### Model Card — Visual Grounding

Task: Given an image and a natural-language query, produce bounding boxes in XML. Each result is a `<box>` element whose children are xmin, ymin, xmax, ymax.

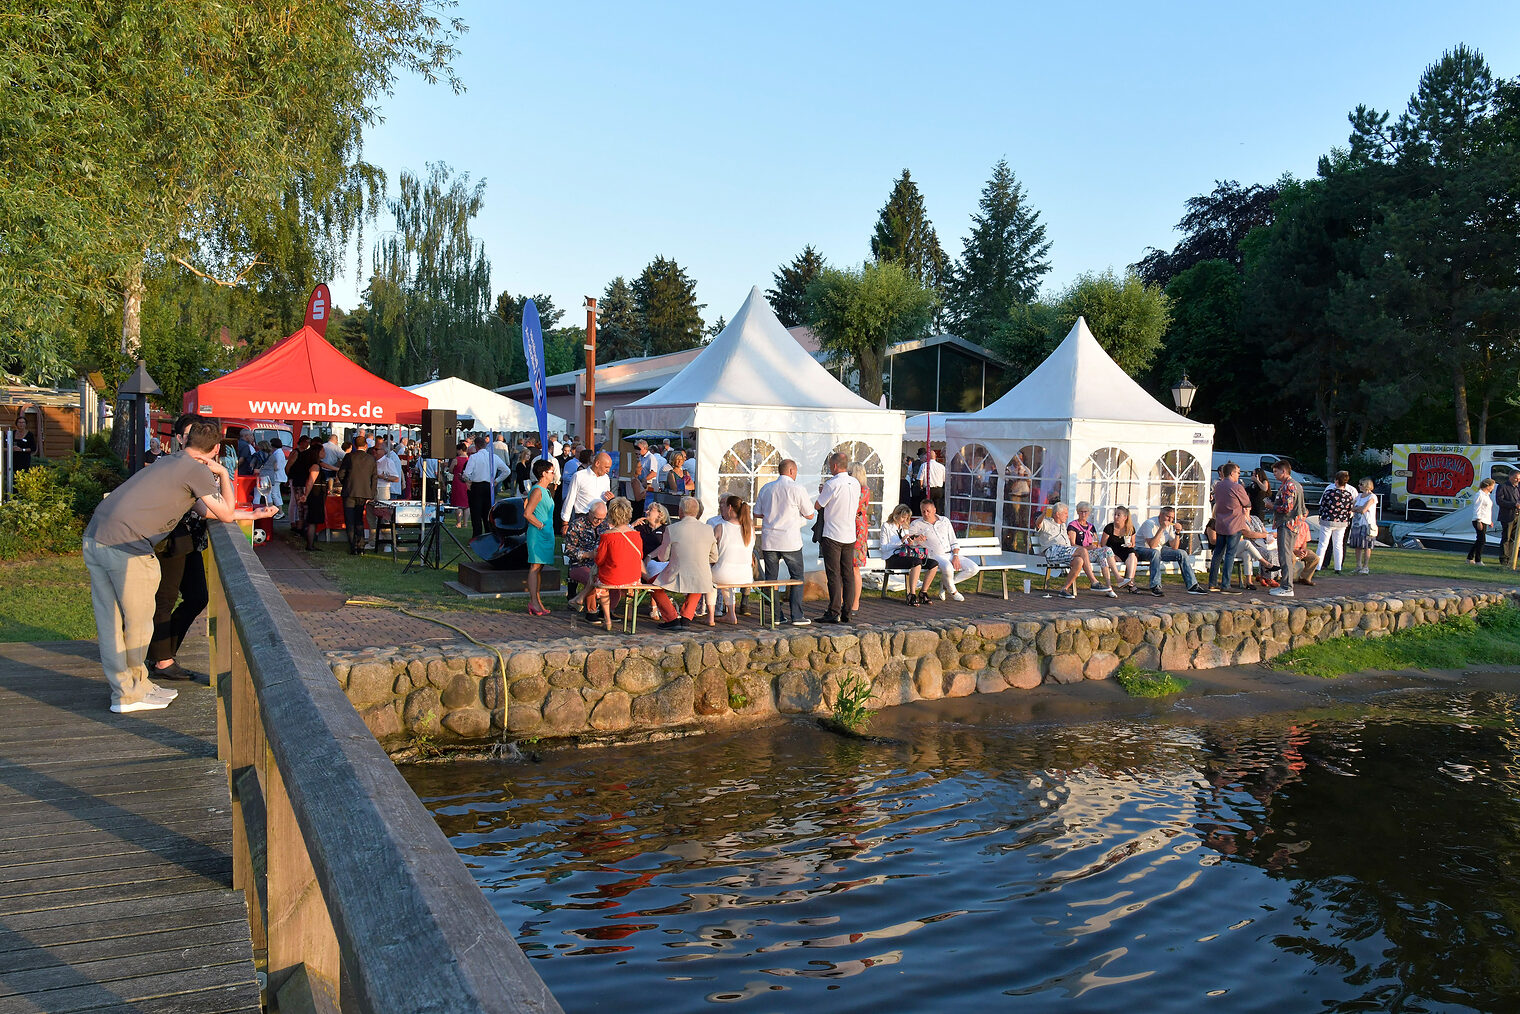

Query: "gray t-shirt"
<box><xmin>84</xmin><ymin>452</ymin><xmax>218</xmax><ymax>555</ymax></box>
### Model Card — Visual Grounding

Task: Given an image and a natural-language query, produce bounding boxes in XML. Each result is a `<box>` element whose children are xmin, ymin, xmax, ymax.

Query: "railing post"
<box><xmin>265</xmin><ymin>747</ymin><xmax>344</xmax><ymax>1009</ymax></box>
<box><xmin>205</xmin><ymin>522</ymin><xmax>564</xmax><ymax>1014</ymax></box>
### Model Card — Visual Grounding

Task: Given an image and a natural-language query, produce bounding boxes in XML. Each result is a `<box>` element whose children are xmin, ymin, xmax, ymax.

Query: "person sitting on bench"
<box><xmin>910</xmin><ymin>500</ymin><xmax>978</xmax><ymax>602</ymax></box>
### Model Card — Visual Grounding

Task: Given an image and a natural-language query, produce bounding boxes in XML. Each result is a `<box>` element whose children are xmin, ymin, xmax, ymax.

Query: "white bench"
<box><xmin>955</xmin><ymin>536</ymin><xmax>1028</xmax><ymax>598</ymax></box>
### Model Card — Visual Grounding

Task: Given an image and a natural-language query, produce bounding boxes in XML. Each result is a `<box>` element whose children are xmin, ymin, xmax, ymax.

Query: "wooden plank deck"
<box><xmin>0</xmin><ymin>641</ymin><xmax>261</xmax><ymax>1013</ymax></box>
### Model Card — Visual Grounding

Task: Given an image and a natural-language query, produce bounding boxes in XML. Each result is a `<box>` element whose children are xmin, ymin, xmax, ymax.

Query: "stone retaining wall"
<box><xmin>328</xmin><ymin>587</ymin><xmax>1520</xmax><ymax>754</ymax></box>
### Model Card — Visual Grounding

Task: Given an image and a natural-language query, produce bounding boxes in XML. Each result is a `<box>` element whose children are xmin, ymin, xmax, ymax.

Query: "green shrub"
<box><xmin>42</xmin><ymin>446</ymin><xmax>126</xmax><ymax>518</ymax></box>
<box><xmin>0</xmin><ymin>468</ymin><xmax>83</xmax><ymax>559</ymax></box>
<box><xmin>831</xmin><ymin>673</ymin><xmax>875</xmax><ymax>733</ymax></box>
<box><xmin>1475</xmin><ymin>602</ymin><xmax>1520</xmax><ymax>634</ymax></box>
<box><xmin>1115</xmin><ymin>663</ymin><xmax>1189</xmax><ymax>698</ymax></box>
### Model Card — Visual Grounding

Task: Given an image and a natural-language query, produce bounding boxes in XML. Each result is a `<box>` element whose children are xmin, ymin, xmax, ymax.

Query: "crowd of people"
<box><xmin>1028</xmin><ymin>459</ymin><xmax>1388</xmax><ymax>601</ymax></box>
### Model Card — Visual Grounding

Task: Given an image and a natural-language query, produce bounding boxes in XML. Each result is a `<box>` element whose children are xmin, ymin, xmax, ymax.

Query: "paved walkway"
<box><xmin>258</xmin><ymin>537</ymin><xmax>1502</xmax><ymax>654</ymax></box>
<box><xmin>0</xmin><ymin>640</ymin><xmax>260</xmax><ymax>1013</ymax></box>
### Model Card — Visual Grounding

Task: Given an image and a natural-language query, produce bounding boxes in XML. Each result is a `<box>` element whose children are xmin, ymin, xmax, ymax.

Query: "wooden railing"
<box><xmin>205</xmin><ymin>522</ymin><xmax>564</xmax><ymax>1013</ymax></box>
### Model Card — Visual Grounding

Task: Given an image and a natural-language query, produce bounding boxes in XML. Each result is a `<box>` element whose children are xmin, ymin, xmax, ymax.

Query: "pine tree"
<box><xmin>705</xmin><ymin>315</ymin><xmax>727</xmax><ymax>338</ymax></box>
<box><xmin>946</xmin><ymin>159</ymin><xmax>1051</xmax><ymax>343</ymax></box>
<box><xmin>633</xmin><ymin>256</ymin><xmax>705</xmax><ymax>355</ymax></box>
<box><xmin>596</xmin><ymin>276</ymin><xmax>643</xmax><ymax>362</ymax></box>
<box><xmin>767</xmin><ymin>245</ymin><xmax>826</xmax><ymax>326</ymax></box>
<box><xmin>870</xmin><ymin>170</ymin><xmax>949</xmax><ymax>293</ymax></box>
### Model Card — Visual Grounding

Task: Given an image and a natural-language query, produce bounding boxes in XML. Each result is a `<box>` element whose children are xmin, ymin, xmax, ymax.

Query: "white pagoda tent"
<box><xmin>612</xmin><ymin>287</ymin><xmax>905</xmax><ymax>529</ymax></box>
<box><xmin>941</xmin><ymin>318</ymin><xmax>1215</xmax><ymax>553</ymax></box>
<box><xmin>405</xmin><ymin>376</ymin><xmax>566</xmax><ymax>434</ymax></box>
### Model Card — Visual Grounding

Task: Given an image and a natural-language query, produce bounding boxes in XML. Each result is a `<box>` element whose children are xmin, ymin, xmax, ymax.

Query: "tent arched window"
<box><xmin>1148</xmin><ymin>450</ymin><xmax>1207</xmax><ymax>550</ymax></box>
<box><xmin>1074</xmin><ymin>447</ymin><xmax>1140</xmax><ymax>531</ymax></box>
<box><xmin>1000</xmin><ymin>444</ymin><xmax>1051</xmax><ymax>553</ymax></box>
<box><xmin>948</xmin><ymin>443</ymin><xmax>999</xmax><ymax>537</ymax></box>
<box><xmin>820</xmin><ymin>440</ymin><xmax>886</xmax><ymax>531</ymax></box>
<box><xmin>719</xmin><ymin>438</ymin><xmax>780</xmax><ymax>506</ymax></box>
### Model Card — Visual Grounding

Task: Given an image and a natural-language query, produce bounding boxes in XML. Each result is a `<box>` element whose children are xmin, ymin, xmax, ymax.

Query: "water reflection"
<box><xmin>406</xmin><ymin>689</ymin><xmax>1520</xmax><ymax>1012</ymax></box>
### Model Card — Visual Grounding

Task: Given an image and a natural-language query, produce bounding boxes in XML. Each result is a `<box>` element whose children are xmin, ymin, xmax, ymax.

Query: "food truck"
<box><xmin>1391</xmin><ymin>444</ymin><xmax>1520</xmax><ymax>518</ymax></box>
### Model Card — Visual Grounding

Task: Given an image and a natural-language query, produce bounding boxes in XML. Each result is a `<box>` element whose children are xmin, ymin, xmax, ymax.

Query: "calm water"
<box><xmin>405</xmin><ymin>688</ymin><xmax>1520</xmax><ymax>1013</ymax></box>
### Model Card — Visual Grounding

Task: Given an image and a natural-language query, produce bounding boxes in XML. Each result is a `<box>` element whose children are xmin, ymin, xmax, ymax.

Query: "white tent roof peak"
<box><xmin>404</xmin><ymin>376</ymin><xmax>566</xmax><ymax>432</ymax></box>
<box><xmin>968</xmin><ymin>316</ymin><xmax>1195</xmax><ymax>426</ymax></box>
<box><xmin>626</xmin><ymin>286</ymin><xmax>884</xmax><ymax>412</ymax></box>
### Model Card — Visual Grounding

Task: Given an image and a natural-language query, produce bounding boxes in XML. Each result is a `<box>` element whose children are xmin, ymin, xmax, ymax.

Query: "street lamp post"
<box><xmin>1170</xmin><ymin>374</ymin><xmax>1197</xmax><ymax>417</ymax></box>
<box><xmin>118</xmin><ymin>360</ymin><xmax>161</xmax><ymax>475</ymax></box>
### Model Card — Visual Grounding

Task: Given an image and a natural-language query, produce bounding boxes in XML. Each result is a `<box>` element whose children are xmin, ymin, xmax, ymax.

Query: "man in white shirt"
<box><xmin>815</xmin><ymin>451</ymin><xmax>861</xmax><ymax>624</ymax></box>
<box><xmin>1134</xmin><ymin>506</ymin><xmax>1207</xmax><ymax>597</ymax></box>
<box><xmin>560</xmin><ymin>451</ymin><xmax>613</xmax><ymax>532</ymax></box>
<box><xmin>373</xmin><ymin>437</ymin><xmax>402</xmax><ymax>502</ymax></box>
<box><xmin>463</xmin><ymin>435</ymin><xmax>509</xmax><ymax>538</ymax></box>
<box><xmin>910</xmin><ymin>500</ymin><xmax>978</xmax><ymax>602</ymax></box>
<box><xmin>636</xmin><ymin>441</ymin><xmax>666</xmax><ymax>510</ymax></box>
<box><xmin>918</xmin><ymin>449</ymin><xmax>947</xmax><ymax>514</ymax></box>
<box><xmin>320</xmin><ymin>432</ymin><xmax>344</xmax><ymax>473</ymax></box>
<box><xmin>549</xmin><ymin>434</ymin><xmax>562</xmax><ymax>458</ymax></box>
<box><xmin>753</xmin><ymin>459</ymin><xmax>816</xmax><ymax>625</ymax></box>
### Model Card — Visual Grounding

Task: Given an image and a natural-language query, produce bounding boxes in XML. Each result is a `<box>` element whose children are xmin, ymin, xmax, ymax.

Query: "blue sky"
<box><xmin>336</xmin><ymin>1</ymin><xmax>1520</xmax><ymax>327</ymax></box>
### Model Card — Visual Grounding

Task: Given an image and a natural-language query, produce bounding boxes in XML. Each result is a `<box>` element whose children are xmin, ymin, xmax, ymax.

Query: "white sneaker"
<box><xmin>951</xmin><ymin>591</ymin><xmax>965</xmax><ymax>602</ymax></box>
<box><xmin>938</xmin><ymin>590</ymin><xmax>947</xmax><ymax>601</ymax></box>
<box><xmin>111</xmin><ymin>697</ymin><xmax>170</xmax><ymax>713</ymax></box>
<box><xmin>142</xmin><ymin>681</ymin><xmax>178</xmax><ymax>702</ymax></box>
<box><xmin>1269</xmin><ymin>587</ymin><xmax>1295</xmax><ymax>598</ymax></box>
<box><xmin>1104</xmin><ymin>588</ymin><xmax>1118</xmax><ymax>598</ymax></box>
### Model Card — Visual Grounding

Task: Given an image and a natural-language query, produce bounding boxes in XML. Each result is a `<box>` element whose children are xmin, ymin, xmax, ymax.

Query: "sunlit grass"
<box><xmin>1271</xmin><ymin>603</ymin><xmax>1520</xmax><ymax>679</ymax></box>
<box><xmin>0</xmin><ymin>555</ymin><xmax>95</xmax><ymax>642</ymax></box>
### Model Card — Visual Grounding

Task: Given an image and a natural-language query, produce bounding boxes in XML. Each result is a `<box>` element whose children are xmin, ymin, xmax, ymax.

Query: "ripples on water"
<box><xmin>405</xmin><ymin>690</ymin><xmax>1520</xmax><ymax>1013</ymax></box>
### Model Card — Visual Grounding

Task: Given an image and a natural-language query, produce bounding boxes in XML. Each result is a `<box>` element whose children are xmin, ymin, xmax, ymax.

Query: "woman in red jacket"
<box><xmin>584</xmin><ymin>497</ymin><xmax>642</xmax><ymax>630</ymax></box>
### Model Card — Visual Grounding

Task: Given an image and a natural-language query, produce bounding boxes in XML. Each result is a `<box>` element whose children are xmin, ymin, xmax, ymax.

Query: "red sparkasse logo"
<box><xmin>304</xmin><ymin>283</ymin><xmax>332</xmax><ymax>336</ymax></box>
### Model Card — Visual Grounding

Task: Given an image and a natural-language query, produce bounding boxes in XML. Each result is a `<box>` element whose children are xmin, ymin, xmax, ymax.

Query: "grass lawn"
<box><xmin>1365</xmin><ymin>547</ymin><xmax>1520</xmax><ymax>587</ymax></box>
<box><xmin>1271</xmin><ymin>602</ymin><xmax>1520</xmax><ymax>678</ymax></box>
<box><xmin>0</xmin><ymin>555</ymin><xmax>95</xmax><ymax>642</ymax></box>
<box><xmin>297</xmin><ymin>533</ymin><xmax>569</xmax><ymax>614</ymax></box>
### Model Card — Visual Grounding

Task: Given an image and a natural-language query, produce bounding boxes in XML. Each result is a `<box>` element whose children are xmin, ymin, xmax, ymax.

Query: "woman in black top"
<box><xmin>1247</xmin><ymin>467</ymin><xmax>1272</xmax><ymax>520</ymax></box>
<box><xmin>11</xmin><ymin>417</ymin><xmax>37</xmax><ymax>472</ymax></box>
<box><xmin>634</xmin><ymin>501</ymin><xmax>669</xmax><ymax>558</ymax></box>
<box><xmin>514</xmin><ymin>450</ymin><xmax>532</xmax><ymax>495</ymax></box>
<box><xmin>1102</xmin><ymin>505</ymin><xmax>1140</xmax><ymax>591</ymax></box>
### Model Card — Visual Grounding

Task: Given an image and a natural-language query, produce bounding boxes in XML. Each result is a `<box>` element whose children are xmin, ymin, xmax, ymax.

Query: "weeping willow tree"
<box><xmin>0</xmin><ymin>1</ymin><xmax>464</xmax><ymax>449</ymax></box>
<box><xmin>365</xmin><ymin>163</ymin><xmax>498</xmax><ymax>386</ymax></box>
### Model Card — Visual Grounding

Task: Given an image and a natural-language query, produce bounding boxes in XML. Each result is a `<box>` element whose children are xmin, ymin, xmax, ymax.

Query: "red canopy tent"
<box><xmin>183</xmin><ymin>325</ymin><xmax>426</xmax><ymax>425</ymax></box>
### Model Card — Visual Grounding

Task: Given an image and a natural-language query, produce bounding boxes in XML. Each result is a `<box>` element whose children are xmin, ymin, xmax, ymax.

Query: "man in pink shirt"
<box><xmin>1208</xmin><ymin>462</ymin><xmax>1252</xmax><ymax>594</ymax></box>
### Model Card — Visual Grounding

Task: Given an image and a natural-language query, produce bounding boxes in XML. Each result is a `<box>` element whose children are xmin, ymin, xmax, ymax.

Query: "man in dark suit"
<box><xmin>338</xmin><ymin>434</ymin><xmax>378</xmax><ymax>555</ymax></box>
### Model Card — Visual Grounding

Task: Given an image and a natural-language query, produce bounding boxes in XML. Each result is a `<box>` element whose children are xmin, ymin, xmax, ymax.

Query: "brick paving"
<box><xmin>256</xmin><ymin>538</ymin><xmax>1507</xmax><ymax>654</ymax></box>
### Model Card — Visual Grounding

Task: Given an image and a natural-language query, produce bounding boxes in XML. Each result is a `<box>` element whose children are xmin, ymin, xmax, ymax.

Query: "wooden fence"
<box><xmin>206</xmin><ymin>522</ymin><xmax>563</xmax><ymax>1013</ymax></box>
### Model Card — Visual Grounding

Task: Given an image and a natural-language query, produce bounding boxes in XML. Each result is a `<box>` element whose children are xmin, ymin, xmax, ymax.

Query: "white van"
<box><xmin>1211</xmin><ymin>451</ymin><xmax>1324</xmax><ymax>489</ymax></box>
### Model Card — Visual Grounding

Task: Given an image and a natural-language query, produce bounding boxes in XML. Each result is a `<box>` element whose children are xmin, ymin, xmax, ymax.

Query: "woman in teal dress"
<box><xmin>524</xmin><ymin>459</ymin><xmax>556</xmax><ymax>615</ymax></box>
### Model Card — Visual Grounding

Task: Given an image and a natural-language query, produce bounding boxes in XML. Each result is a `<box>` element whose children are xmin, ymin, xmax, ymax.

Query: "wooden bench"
<box><xmin>596</xmin><ymin>580</ymin><xmax>807</xmax><ymax>633</ymax></box>
<box><xmin>716</xmin><ymin>579</ymin><xmax>807</xmax><ymax>628</ymax></box>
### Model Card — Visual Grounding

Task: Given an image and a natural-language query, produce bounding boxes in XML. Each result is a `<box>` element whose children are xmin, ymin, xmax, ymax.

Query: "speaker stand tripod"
<box><xmin>402</xmin><ymin>461</ymin><xmax>474</xmax><ymax>574</ymax></box>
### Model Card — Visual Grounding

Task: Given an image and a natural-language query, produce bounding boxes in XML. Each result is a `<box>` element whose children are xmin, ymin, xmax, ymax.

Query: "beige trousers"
<box><xmin>83</xmin><ymin>537</ymin><xmax>161</xmax><ymax>706</ymax></box>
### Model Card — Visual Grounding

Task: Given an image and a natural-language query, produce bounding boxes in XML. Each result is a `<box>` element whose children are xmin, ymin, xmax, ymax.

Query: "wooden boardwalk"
<box><xmin>0</xmin><ymin>641</ymin><xmax>260</xmax><ymax>1013</ymax></box>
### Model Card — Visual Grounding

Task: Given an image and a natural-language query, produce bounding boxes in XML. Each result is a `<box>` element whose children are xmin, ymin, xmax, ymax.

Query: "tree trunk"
<box><xmin>1477</xmin><ymin>391</ymin><xmax>1491</xmax><ymax>444</ymax></box>
<box><xmin>109</xmin><ymin>261</ymin><xmax>147</xmax><ymax>462</ymax></box>
<box><xmin>1453</xmin><ymin>359</ymin><xmax>1472</xmax><ymax>443</ymax></box>
<box><xmin>1316</xmin><ymin>388</ymin><xmax>1337</xmax><ymax>478</ymax></box>
<box><xmin>857</xmin><ymin>344</ymin><xmax>885</xmax><ymax>405</ymax></box>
